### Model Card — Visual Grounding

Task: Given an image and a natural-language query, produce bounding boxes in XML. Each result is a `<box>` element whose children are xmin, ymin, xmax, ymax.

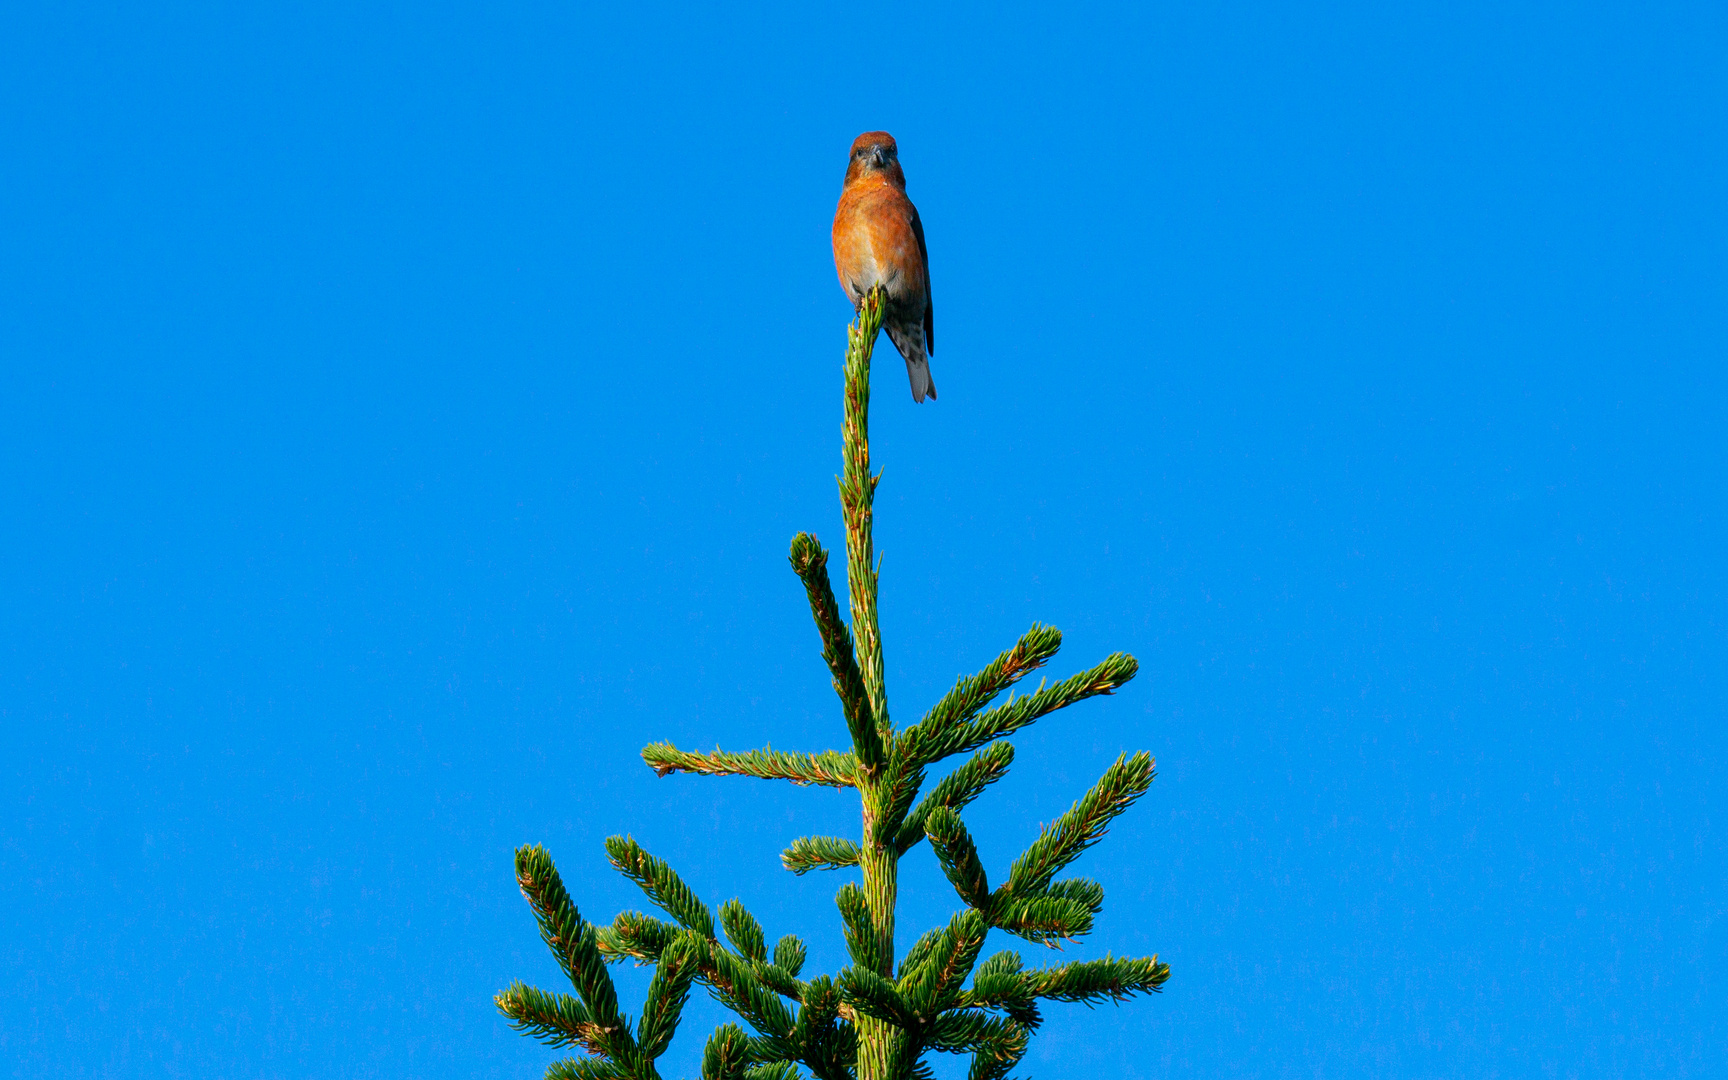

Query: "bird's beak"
<box><xmin>871</xmin><ymin>147</ymin><xmax>887</xmax><ymax>168</ymax></box>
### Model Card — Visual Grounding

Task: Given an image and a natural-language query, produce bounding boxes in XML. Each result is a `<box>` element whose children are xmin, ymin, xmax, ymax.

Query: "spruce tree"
<box><xmin>496</xmin><ymin>289</ymin><xmax>1170</xmax><ymax>1079</ymax></box>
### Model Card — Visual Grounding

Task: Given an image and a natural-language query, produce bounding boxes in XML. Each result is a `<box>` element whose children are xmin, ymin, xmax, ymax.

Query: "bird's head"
<box><xmin>844</xmin><ymin>131</ymin><xmax>906</xmax><ymax>189</ymax></box>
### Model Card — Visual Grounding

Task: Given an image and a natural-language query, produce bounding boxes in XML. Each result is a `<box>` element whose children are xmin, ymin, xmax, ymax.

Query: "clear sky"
<box><xmin>3</xmin><ymin>2</ymin><xmax>1724</xmax><ymax>1077</ymax></box>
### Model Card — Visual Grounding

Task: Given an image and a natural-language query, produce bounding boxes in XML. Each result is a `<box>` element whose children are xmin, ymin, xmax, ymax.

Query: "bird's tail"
<box><xmin>886</xmin><ymin>323</ymin><xmax>938</xmax><ymax>403</ymax></box>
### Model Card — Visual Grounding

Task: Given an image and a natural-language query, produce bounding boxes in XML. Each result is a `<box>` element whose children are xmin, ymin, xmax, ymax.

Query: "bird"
<box><xmin>832</xmin><ymin>131</ymin><xmax>936</xmax><ymax>402</ymax></box>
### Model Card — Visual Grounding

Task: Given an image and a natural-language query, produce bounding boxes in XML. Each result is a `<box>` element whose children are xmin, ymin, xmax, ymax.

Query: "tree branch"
<box><xmin>1021</xmin><ymin>954</ymin><xmax>1172</xmax><ymax>1002</ymax></box>
<box><xmin>643</xmin><ymin>742</ymin><xmax>860</xmax><ymax>788</ymax></box>
<box><xmin>510</xmin><ymin>845</ymin><xmax>634</xmax><ymax>1057</ymax></box>
<box><xmin>604</xmin><ymin>835</ymin><xmax>716</xmax><ymax>939</ymax></box>
<box><xmin>789</xmin><ymin>532</ymin><xmax>884</xmax><ymax>771</ymax></box>
<box><xmin>895</xmin><ymin>741</ymin><xmax>1014</xmax><ymax>855</ymax></box>
<box><xmin>898</xmin><ymin>625</ymin><xmax>1062</xmax><ymax>764</ymax></box>
<box><xmin>781</xmin><ymin>835</ymin><xmax>863</xmax><ymax>875</ymax></box>
<box><xmin>903</xmin><ymin>653</ymin><xmax>1137</xmax><ymax>768</ymax></box>
<box><xmin>924</xmin><ymin>808</ymin><xmax>990</xmax><ymax>910</ymax></box>
<box><xmin>1000</xmin><ymin>752</ymin><xmax>1153</xmax><ymax>899</ymax></box>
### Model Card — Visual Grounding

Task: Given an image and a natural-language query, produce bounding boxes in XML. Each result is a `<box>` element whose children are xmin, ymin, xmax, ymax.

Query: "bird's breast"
<box><xmin>834</xmin><ymin>210</ymin><xmax>883</xmax><ymax>288</ymax></box>
<box><xmin>833</xmin><ymin>188</ymin><xmax>921</xmax><ymax>301</ymax></box>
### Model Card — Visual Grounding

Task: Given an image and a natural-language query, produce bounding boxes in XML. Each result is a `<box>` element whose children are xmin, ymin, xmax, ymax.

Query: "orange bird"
<box><xmin>832</xmin><ymin>131</ymin><xmax>936</xmax><ymax>402</ymax></box>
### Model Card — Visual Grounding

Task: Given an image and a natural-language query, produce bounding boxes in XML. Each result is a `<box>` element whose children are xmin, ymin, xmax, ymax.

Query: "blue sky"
<box><xmin>3</xmin><ymin>2</ymin><xmax>1724</xmax><ymax>1077</ymax></box>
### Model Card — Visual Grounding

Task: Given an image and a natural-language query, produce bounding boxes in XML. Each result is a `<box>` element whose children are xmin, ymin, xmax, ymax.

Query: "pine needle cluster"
<box><xmin>498</xmin><ymin>289</ymin><xmax>1169</xmax><ymax>1079</ymax></box>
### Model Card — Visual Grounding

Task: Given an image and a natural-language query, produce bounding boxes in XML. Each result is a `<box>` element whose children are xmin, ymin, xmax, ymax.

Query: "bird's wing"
<box><xmin>909</xmin><ymin>203</ymin><xmax>933</xmax><ymax>356</ymax></box>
